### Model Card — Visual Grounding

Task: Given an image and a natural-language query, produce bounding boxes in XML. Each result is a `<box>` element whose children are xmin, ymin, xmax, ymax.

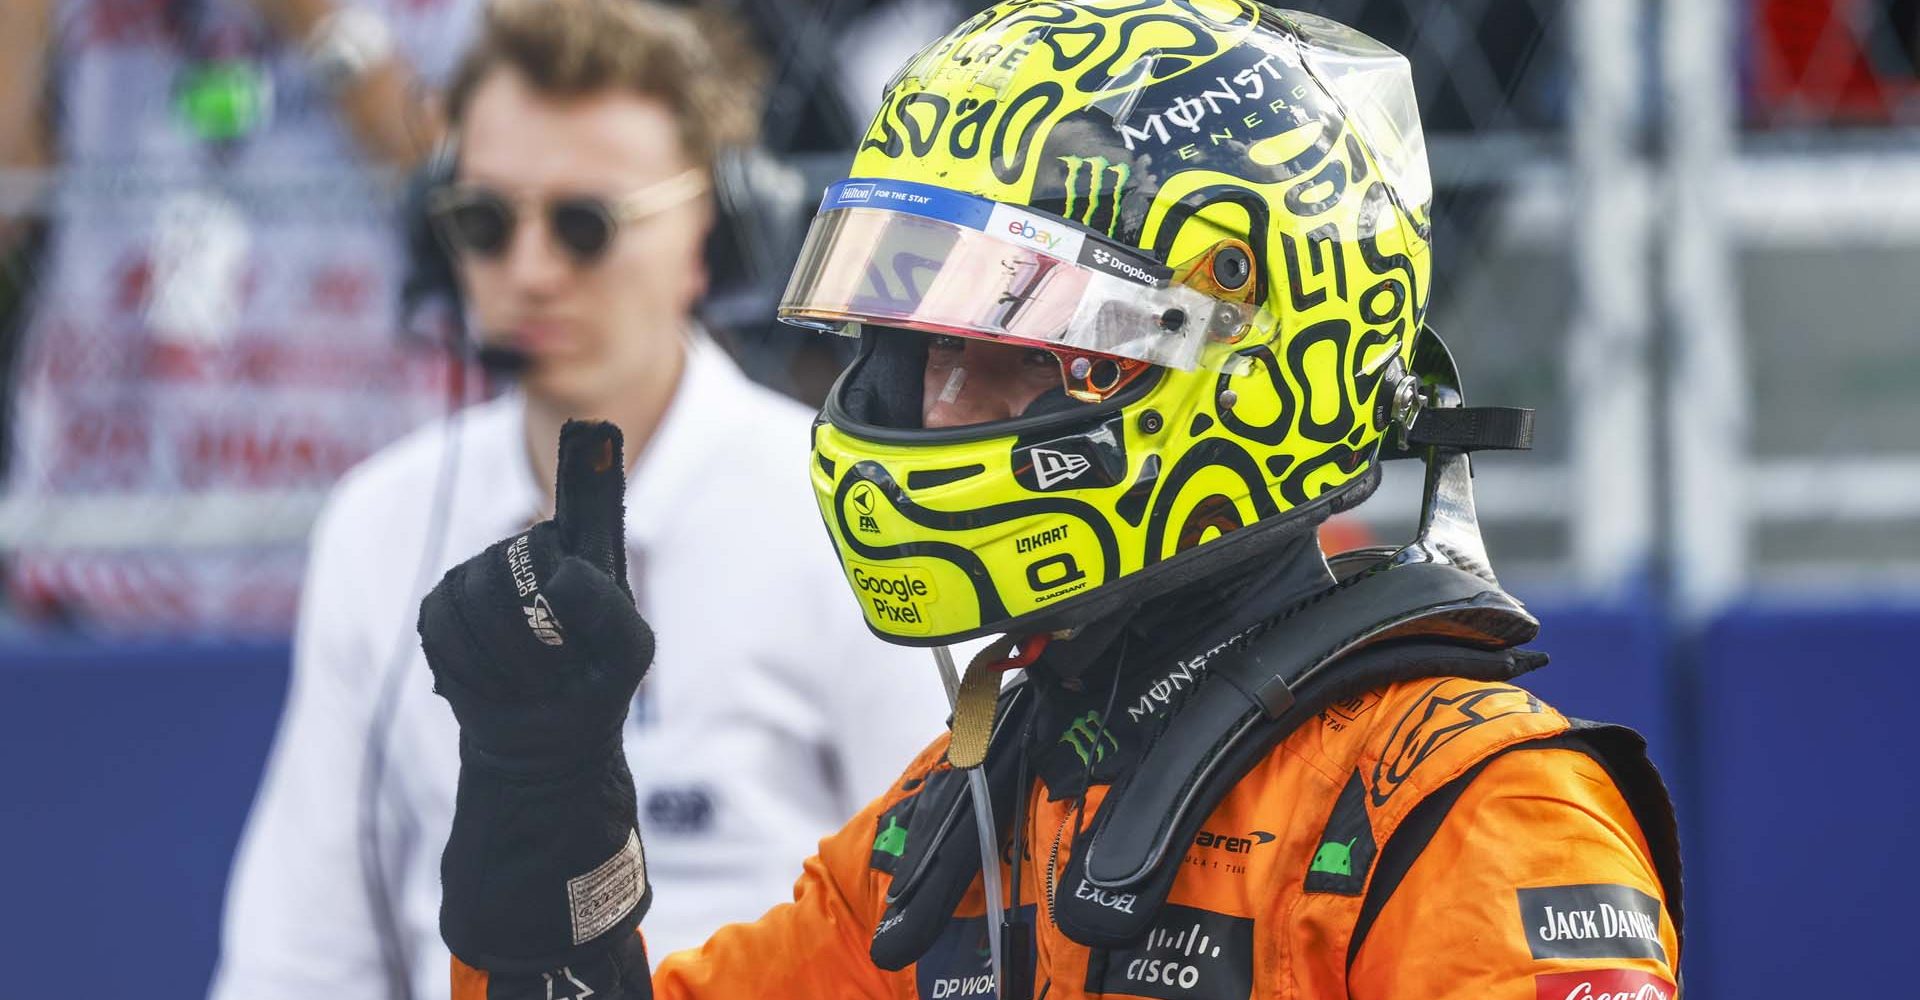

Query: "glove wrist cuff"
<box><xmin>458</xmin><ymin>729</ymin><xmax>627</xmax><ymax>783</ymax></box>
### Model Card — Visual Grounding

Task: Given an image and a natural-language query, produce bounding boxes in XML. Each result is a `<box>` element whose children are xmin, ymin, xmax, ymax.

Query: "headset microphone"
<box><xmin>473</xmin><ymin>342</ymin><xmax>532</xmax><ymax>377</ymax></box>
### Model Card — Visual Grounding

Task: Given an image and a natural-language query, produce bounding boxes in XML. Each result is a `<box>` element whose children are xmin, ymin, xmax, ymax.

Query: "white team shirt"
<box><xmin>212</xmin><ymin>335</ymin><xmax>954</xmax><ymax>999</ymax></box>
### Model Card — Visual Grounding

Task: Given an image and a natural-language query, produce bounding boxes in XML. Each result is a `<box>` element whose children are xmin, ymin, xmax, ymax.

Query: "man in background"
<box><xmin>213</xmin><ymin>2</ymin><xmax>949</xmax><ymax>996</ymax></box>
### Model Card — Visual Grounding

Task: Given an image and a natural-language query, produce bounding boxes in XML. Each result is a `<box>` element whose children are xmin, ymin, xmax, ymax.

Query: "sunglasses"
<box><xmin>430</xmin><ymin>169</ymin><xmax>709</xmax><ymax>265</ymax></box>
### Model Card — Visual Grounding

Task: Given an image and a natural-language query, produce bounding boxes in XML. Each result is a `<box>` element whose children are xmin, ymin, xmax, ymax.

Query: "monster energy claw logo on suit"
<box><xmin>1059</xmin><ymin>710</ymin><xmax>1119</xmax><ymax>765</ymax></box>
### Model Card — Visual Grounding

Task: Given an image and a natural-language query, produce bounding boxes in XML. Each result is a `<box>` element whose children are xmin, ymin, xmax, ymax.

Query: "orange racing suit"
<box><xmin>453</xmin><ymin>675</ymin><xmax>1681</xmax><ymax>1000</ymax></box>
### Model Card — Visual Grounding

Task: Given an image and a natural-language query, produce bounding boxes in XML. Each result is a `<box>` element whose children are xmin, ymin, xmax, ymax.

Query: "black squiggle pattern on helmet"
<box><xmin>899</xmin><ymin>93</ymin><xmax>952</xmax><ymax>157</ymax></box>
<box><xmin>834</xmin><ymin>462</ymin><xmax>1122</xmax><ymax>611</ymax></box>
<box><xmin>1286</xmin><ymin>318</ymin><xmax>1356</xmax><ymax>444</ymax></box>
<box><xmin>1142</xmin><ymin>438</ymin><xmax>1278</xmax><ymax>564</ymax></box>
<box><xmin>1152</xmin><ymin>185</ymin><xmax>1273</xmax><ymax>306</ymax></box>
<box><xmin>1350</xmin><ymin>325</ymin><xmax>1401</xmax><ymax>421</ymax></box>
<box><xmin>1279</xmin><ymin>442</ymin><xmax>1366</xmax><ymax>507</ymax></box>
<box><xmin>1358</xmin><ymin>181</ymin><xmax>1420</xmax><ymax>321</ymax></box>
<box><xmin>1175</xmin><ymin>494</ymin><xmax>1245</xmax><ymax>552</ymax></box>
<box><xmin>950</xmin><ymin>97</ymin><xmax>997</xmax><ymax>159</ymax></box>
<box><xmin>1281</xmin><ymin>224</ymin><xmax>1348</xmax><ymax>313</ymax></box>
<box><xmin>1284</xmin><ymin>156</ymin><xmax>1347</xmax><ymax>217</ymax></box>
<box><xmin>991</xmin><ymin>82</ymin><xmax>1066</xmax><ymax>184</ymax></box>
<box><xmin>1072</xmin><ymin>13</ymin><xmax>1220</xmax><ymax>93</ymax></box>
<box><xmin>1215</xmin><ymin>345</ymin><xmax>1298</xmax><ymax>447</ymax></box>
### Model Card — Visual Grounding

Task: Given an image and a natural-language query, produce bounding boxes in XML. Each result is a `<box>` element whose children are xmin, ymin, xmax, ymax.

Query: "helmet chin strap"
<box><xmin>1378</xmin><ymin>325</ymin><xmax>1537</xmax><ymax>587</ymax></box>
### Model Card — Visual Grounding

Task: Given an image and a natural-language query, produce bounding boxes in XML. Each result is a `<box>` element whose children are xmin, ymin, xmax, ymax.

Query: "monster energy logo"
<box><xmin>1059</xmin><ymin>710</ymin><xmax>1119</xmax><ymax>766</ymax></box>
<box><xmin>1059</xmin><ymin>156</ymin><xmax>1130</xmax><ymax>237</ymax></box>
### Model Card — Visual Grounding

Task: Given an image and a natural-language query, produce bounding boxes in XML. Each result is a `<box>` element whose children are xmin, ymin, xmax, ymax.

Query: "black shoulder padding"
<box><xmin>869</xmin><ymin>684</ymin><xmax>1036</xmax><ymax>971</ymax></box>
<box><xmin>1052</xmin><ymin>561</ymin><xmax>1544</xmax><ymax>947</ymax></box>
<box><xmin>1345</xmin><ymin>720</ymin><xmax>1685</xmax><ymax>971</ymax></box>
<box><xmin>1054</xmin><ymin>641</ymin><xmax>1542</xmax><ymax>947</ymax></box>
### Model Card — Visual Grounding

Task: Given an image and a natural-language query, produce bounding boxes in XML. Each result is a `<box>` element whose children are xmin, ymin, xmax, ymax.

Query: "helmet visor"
<box><xmin>779</xmin><ymin>179</ymin><xmax>1249</xmax><ymax>371</ymax></box>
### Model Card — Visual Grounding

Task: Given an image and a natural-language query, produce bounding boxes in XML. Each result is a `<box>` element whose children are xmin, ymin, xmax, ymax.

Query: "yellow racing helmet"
<box><xmin>780</xmin><ymin>1</ymin><xmax>1435</xmax><ymax>646</ymax></box>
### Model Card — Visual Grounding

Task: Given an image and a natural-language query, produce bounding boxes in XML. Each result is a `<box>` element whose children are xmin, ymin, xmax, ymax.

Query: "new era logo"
<box><xmin>1031</xmin><ymin>447</ymin><xmax>1092</xmax><ymax>489</ymax></box>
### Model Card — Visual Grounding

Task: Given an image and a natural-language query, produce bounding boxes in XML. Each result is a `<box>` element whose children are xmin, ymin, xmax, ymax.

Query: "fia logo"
<box><xmin>523</xmin><ymin>593</ymin><xmax>564</xmax><ymax>646</ymax></box>
<box><xmin>851</xmin><ymin>482</ymin><xmax>881</xmax><ymax>533</ymax></box>
<box><xmin>1030</xmin><ymin>447</ymin><xmax>1092</xmax><ymax>490</ymax></box>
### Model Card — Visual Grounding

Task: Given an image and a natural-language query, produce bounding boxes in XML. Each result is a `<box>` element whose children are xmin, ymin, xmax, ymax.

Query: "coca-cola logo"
<box><xmin>1534</xmin><ymin>970</ymin><xmax>1675</xmax><ymax>1000</ymax></box>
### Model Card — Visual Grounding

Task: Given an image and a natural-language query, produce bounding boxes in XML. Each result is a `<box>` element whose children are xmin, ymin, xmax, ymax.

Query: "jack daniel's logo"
<box><xmin>1516</xmin><ymin>884</ymin><xmax>1667</xmax><ymax>963</ymax></box>
<box><xmin>1536</xmin><ymin>902</ymin><xmax>1660</xmax><ymax>944</ymax></box>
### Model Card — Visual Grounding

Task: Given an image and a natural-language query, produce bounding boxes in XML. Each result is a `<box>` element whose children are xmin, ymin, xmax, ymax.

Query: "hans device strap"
<box><xmin>1052</xmin><ymin>560</ymin><xmax>1544</xmax><ymax>946</ymax></box>
<box><xmin>874</xmin><ymin>559</ymin><xmax>1549</xmax><ymax>955</ymax></box>
<box><xmin>870</xmin><ymin>682</ymin><xmax>1034</xmax><ymax>971</ymax></box>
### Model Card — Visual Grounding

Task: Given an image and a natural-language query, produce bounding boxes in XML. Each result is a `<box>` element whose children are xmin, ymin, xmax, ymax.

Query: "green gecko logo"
<box><xmin>873</xmin><ymin>817</ymin><xmax>908</xmax><ymax>858</ymax></box>
<box><xmin>1059</xmin><ymin>710</ymin><xmax>1119</xmax><ymax>766</ymax></box>
<box><xmin>1059</xmin><ymin>155</ymin><xmax>1130</xmax><ymax>237</ymax></box>
<box><xmin>1308</xmin><ymin>837</ymin><xmax>1359</xmax><ymax>877</ymax></box>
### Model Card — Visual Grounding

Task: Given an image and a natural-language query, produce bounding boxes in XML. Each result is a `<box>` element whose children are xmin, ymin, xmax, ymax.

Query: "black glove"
<box><xmin>420</xmin><ymin>420</ymin><xmax>656</xmax><ymax>978</ymax></box>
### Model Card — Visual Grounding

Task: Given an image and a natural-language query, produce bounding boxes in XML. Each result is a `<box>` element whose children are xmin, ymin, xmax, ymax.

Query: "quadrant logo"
<box><xmin>1086</xmin><ymin>904</ymin><xmax>1255</xmax><ymax>1000</ymax></box>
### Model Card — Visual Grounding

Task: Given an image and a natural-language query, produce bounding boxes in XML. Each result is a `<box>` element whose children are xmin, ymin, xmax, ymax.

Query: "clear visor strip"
<box><xmin>803</xmin><ymin>179</ymin><xmax>1248</xmax><ymax>370</ymax></box>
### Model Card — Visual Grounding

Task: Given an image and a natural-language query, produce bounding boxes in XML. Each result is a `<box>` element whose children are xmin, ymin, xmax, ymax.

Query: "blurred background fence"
<box><xmin>2</xmin><ymin>0</ymin><xmax>1916</xmax><ymax>995</ymax></box>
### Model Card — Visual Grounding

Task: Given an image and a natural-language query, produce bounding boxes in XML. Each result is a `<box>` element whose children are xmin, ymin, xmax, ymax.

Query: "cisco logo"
<box><xmin>1087</xmin><ymin>905</ymin><xmax>1254</xmax><ymax>1000</ymax></box>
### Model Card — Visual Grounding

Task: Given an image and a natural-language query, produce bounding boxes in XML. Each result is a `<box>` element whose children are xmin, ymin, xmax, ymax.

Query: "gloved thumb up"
<box><xmin>419</xmin><ymin>419</ymin><xmax>655</xmax><ymax>769</ymax></box>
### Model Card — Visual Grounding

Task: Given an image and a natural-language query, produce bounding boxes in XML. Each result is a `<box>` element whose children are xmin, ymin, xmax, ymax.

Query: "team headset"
<box><xmin>360</xmin><ymin>133</ymin><xmax>813</xmax><ymax>997</ymax></box>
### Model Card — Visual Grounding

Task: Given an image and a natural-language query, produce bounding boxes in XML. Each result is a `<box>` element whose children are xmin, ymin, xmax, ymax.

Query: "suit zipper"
<box><xmin>1043</xmin><ymin>808</ymin><xmax>1074</xmax><ymax>927</ymax></box>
